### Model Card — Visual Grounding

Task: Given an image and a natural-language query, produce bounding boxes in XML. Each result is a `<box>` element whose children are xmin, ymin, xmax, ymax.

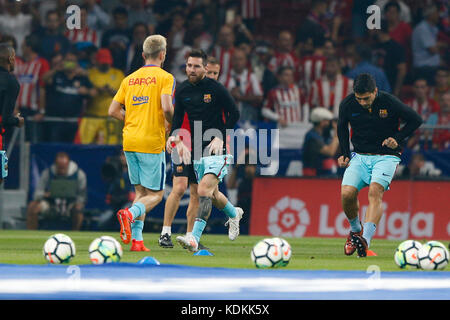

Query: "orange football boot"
<box><xmin>117</xmin><ymin>208</ymin><xmax>134</xmax><ymax>244</ymax></box>
<box><xmin>130</xmin><ymin>239</ymin><xmax>150</xmax><ymax>252</ymax></box>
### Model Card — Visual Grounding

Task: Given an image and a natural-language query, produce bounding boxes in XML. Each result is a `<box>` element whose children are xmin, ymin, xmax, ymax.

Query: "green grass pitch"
<box><xmin>0</xmin><ymin>230</ymin><xmax>447</xmax><ymax>272</ymax></box>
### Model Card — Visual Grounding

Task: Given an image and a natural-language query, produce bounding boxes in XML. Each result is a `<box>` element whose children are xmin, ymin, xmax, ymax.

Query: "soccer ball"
<box><xmin>417</xmin><ymin>241</ymin><xmax>449</xmax><ymax>270</ymax></box>
<box><xmin>250</xmin><ymin>238</ymin><xmax>283</xmax><ymax>268</ymax></box>
<box><xmin>43</xmin><ymin>233</ymin><xmax>76</xmax><ymax>264</ymax></box>
<box><xmin>89</xmin><ymin>236</ymin><xmax>123</xmax><ymax>264</ymax></box>
<box><xmin>394</xmin><ymin>240</ymin><xmax>422</xmax><ymax>269</ymax></box>
<box><xmin>272</xmin><ymin>237</ymin><xmax>292</xmax><ymax>267</ymax></box>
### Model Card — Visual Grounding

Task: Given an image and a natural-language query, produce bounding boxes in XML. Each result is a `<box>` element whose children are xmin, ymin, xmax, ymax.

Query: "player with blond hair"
<box><xmin>108</xmin><ymin>35</ymin><xmax>175</xmax><ymax>251</ymax></box>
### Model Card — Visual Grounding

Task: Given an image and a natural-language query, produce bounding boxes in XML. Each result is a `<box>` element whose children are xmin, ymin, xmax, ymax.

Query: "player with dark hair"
<box><xmin>337</xmin><ymin>73</ymin><xmax>422</xmax><ymax>257</ymax></box>
<box><xmin>158</xmin><ymin>51</ymin><xmax>222</xmax><ymax>249</ymax></box>
<box><xmin>167</xmin><ymin>49</ymin><xmax>241</xmax><ymax>252</ymax></box>
<box><xmin>0</xmin><ymin>43</ymin><xmax>24</xmax><ymax>185</ymax></box>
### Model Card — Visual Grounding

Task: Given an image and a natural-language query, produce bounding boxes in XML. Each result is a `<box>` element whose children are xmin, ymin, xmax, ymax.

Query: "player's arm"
<box><xmin>389</xmin><ymin>95</ymin><xmax>423</xmax><ymax>146</ymax></box>
<box><xmin>108</xmin><ymin>100</ymin><xmax>125</xmax><ymax>121</ymax></box>
<box><xmin>219</xmin><ymin>84</ymin><xmax>240</xmax><ymax>130</ymax></box>
<box><xmin>337</xmin><ymin>99</ymin><xmax>351</xmax><ymax>167</ymax></box>
<box><xmin>161</xmin><ymin>94</ymin><xmax>174</xmax><ymax>124</ymax></box>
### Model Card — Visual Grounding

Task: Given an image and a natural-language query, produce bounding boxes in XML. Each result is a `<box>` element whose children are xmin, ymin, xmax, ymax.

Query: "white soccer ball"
<box><xmin>89</xmin><ymin>236</ymin><xmax>123</xmax><ymax>264</ymax></box>
<box><xmin>250</xmin><ymin>238</ymin><xmax>283</xmax><ymax>268</ymax></box>
<box><xmin>272</xmin><ymin>237</ymin><xmax>292</xmax><ymax>267</ymax></box>
<box><xmin>417</xmin><ymin>241</ymin><xmax>449</xmax><ymax>270</ymax></box>
<box><xmin>394</xmin><ymin>240</ymin><xmax>422</xmax><ymax>269</ymax></box>
<box><xmin>43</xmin><ymin>233</ymin><xmax>76</xmax><ymax>264</ymax></box>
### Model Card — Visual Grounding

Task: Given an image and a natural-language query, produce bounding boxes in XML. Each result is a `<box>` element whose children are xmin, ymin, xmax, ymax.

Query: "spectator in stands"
<box><xmin>167</xmin><ymin>10</ymin><xmax>187</xmax><ymax>65</ymax></box>
<box><xmin>250</xmin><ymin>41</ymin><xmax>278</xmax><ymax>98</ymax></box>
<box><xmin>26</xmin><ymin>152</ymin><xmax>87</xmax><ymax>231</ymax></box>
<box><xmin>296</xmin><ymin>0</ymin><xmax>329</xmax><ymax>50</ymax></box>
<box><xmin>299</xmin><ymin>45</ymin><xmax>327</xmax><ymax>95</ymax></box>
<box><xmin>43</xmin><ymin>50</ymin><xmax>96</xmax><ymax>143</ymax></box>
<box><xmin>262</xmin><ymin>66</ymin><xmax>309</xmax><ymax>149</ymax></box>
<box><xmin>125</xmin><ymin>0</ymin><xmax>158</xmax><ymax>34</ymax></box>
<box><xmin>226</xmin><ymin>147</ymin><xmax>258</xmax><ymax>235</ymax></box>
<box><xmin>404</xmin><ymin>78</ymin><xmax>440</xmax><ymax>150</ymax></box>
<box><xmin>79</xmin><ymin>48</ymin><xmax>124</xmax><ymax>145</ymax></box>
<box><xmin>375</xmin><ymin>0</ymin><xmax>412</xmax><ymax>23</ymax></box>
<box><xmin>14</xmin><ymin>34</ymin><xmax>50</xmax><ymax>143</ymax></box>
<box><xmin>429</xmin><ymin>67</ymin><xmax>450</xmax><ymax>104</ymax></box>
<box><xmin>346</xmin><ymin>44</ymin><xmax>391</xmax><ymax>93</ymax></box>
<box><xmin>0</xmin><ymin>0</ymin><xmax>33</xmax><ymax>56</ymax></box>
<box><xmin>212</xmin><ymin>25</ymin><xmax>236</xmax><ymax>80</ymax></box>
<box><xmin>395</xmin><ymin>152</ymin><xmax>442</xmax><ymax>179</ymax></box>
<box><xmin>309</xmin><ymin>56</ymin><xmax>353</xmax><ymax>117</ymax></box>
<box><xmin>126</xmin><ymin>22</ymin><xmax>150</xmax><ymax>75</ymax></box>
<box><xmin>372</xmin><ymin>20</ymin><xmax>407</xmax><ymax>97</ymax></box>
<box><xmin>185</xmin><ymin>10</ymin><xmax>213</xmax><ymax>53</ymax></box>
<box><xmin>433</xmin><ymin>91</ymin><xmax>450</xmax><ymax>151</ymax></box>
<box><xmin>38</xmin><ymin>9</ymin><xmax>71</xmax><ymax>62</ymax></box>
<box><xmin>65</xmin><ymin>5</ymin><xmax>100</xmax><ymax>48</ymax></box>
<box><xmin>350</xmin><ymin>0</ymin><xmax>373</xmax><ymax>40</ymax></box>
<box><xmin>268</xmin><ymin>30</ymin><xmax>300</xmax><ymax>83</ymax></box>
<box><xmin>302</xmin><ymin>107</ymin><xmax>339</xmax><ymax>177</ymax></box>
<box><xmin>101</xmin><ymin>6</ymin><xmax>131</xmax><ymax>72</ymax></box>
<box><xmin>222</xmin><ymin>48</ymin><xmax>263</xmax><ymax>122</ymax></box>
<box><xmin>383</xmin><ymin>0</ymin><xmax>412</xmax><ymax>61</ymax></box>
<box><xmin>83</xmin><ymin>0</ymin><xmax>111</xmax><ymax>32</ymax></box>
<box><xmin>411</xmin><ymin>4</ymin><xmax>445</xmax><ymax>84</ymax></box>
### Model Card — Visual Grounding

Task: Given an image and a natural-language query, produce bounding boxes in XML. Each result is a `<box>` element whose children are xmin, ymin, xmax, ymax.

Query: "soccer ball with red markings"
<box><xmin>43</xmin><ymin>233</ymin><xmax>76</xmax><ymax>264</ymax></box>
<box><xmin>273</xmin><ymin>237</ymin><xmax>292</xmax><ymax>267</ymax></box>
<box><xmin>394</xmin><ymin>240</ymin><xmax>422</xmax><ymax>269</ymax></box>
<box><xmin>89</xmin><ymin>236</ymin><xmax>122</xmax><ymax>264</ymax></box>
<box><xmin>417</xmin><ymin>241</ymin><xmax>449</xmax><ymax>270</ymax></box>
<box><xmin>250</xmin><ymin>238</ymin><xmax>283</xmax><ymax>268</ymax></box>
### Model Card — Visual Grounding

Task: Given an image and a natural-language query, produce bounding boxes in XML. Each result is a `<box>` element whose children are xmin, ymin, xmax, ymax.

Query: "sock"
<box><xmin>349</xmin><ymin>217</ymin><xmax>362</xmax><ymax>233</ymax></box>
<box><xmin>362</xmin><ymin>222</ymin><xmax>377</xmax><ymax>247</ymax></box>
<box><xmin>186</xmin><ymin>232</ymin><xmax>192</xmax><ymax>236</ymax></box>
<box><xmin>131</xmin><ymin>220</ymin><xmax>144</xmax><ymax>241</ymax></box>
<box><xmin>192</xmin><ymin>218</ymin><xmax>207</xmax><ymax>242</ymax></box>
<box><xmin>161</xmin><ymin>226</ymin><xmax>171</xmax><ymax>236</ymax></box>
<box><xmin>129</xmin><ymin>202</ymin><xmax>146</xmax><ymax>220</ymax></box>
<box><xmin>221</xmin><ymin>201</ymin><xmax>236</xmax><ymax>218</ymax></box>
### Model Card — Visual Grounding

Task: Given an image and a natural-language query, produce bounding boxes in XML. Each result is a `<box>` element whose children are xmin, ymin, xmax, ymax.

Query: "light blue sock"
<box><xmin>362</xmin><ymin>222</ymin><xmax>376</xmax><ymax>247</ymax></box>
<box><xmin>131</xmin><ymin>220</ymin><xmax>144</xmax><ymax>241</ymax></box>
<box><xmin>221</xmin><ymin>201</ymin><xmax>236</xmax><ymax>218</ymax></box>
<box><xmin>129</xmin><ymin>202</ymin><xmax>146</xmax><ymax>220</ymax></box>
<box><xmin>192</xmin><ymin>218</ymin><xmax>207</xmax><ymax>242</ymax></box>
<box><xmin>349</xmin><ymin>217</ymin><xmax>362</xmax><ymax>233</ymax></box>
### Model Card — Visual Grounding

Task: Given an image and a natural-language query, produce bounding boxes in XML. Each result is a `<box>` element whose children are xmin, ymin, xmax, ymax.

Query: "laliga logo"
<box><xmin>268</xmin><ymin>196</ymin><xmax>310</xmax><ymax>237</ymax></box>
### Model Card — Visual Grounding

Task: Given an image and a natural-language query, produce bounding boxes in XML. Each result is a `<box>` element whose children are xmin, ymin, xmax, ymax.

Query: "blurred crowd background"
<box><xmin>0</xmin><ymin>0</ymin><xmax>449</xmax><ymax>231</ymax></box>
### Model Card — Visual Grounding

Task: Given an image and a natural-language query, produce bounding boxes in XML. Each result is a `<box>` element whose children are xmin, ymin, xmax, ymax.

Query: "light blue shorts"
<box><xmin>124</xmin><ymin>151</ymin><xmax>166</xmax><ymax>191</ymax></box>
<box><xmin>0</xmin><ymin>151</ymin><xmax>7</xmax><ymax>179</ymax></box>
<box><xmin>342</xmin><ymin>153</ymin><xmax>401</xmax><ymax>191</ymax></box>
<box><xmin>193</xmin><ymin>154</ymin><xmax>233</xmax><ymax>183</ymax></box>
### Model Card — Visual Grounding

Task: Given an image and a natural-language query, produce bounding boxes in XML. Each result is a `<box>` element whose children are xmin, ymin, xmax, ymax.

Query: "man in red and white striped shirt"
<box><xmin>212</xmin><ymin>25</ymin><xmax>235</xmax><ymax>81</ymax></box>
<box><xmin>268</xmin><ymin>30</ymin><xmax>301</xmax><ymax>82</ymax></box>
<box><xmin>65</xmin><ymin>5</ymin><xmax>99</xmax><ymax>48</ymax></box>
<box><xmin>309</xmin><ymin>56</ymin><xmax>353</xmax><ymax>117</ymax></box>
<box><xmin>299</xmin><ymin>53</ymin><xmax>326</xmax><ymax>95</ymax></box>
<box><xmin>221</xmin><ymin>48</ymin><xmax>263</xmax><ymax>121</ymax></box>
<box><xmin>262</xmin><ymin>66</ymin><xmax>310</xmax><ymax>149</ymax></box>
<box><xmin>404</xmin><ymin>78</ymin><xmax>440</xmax><ymax>150</ymax></box>
<box><xmin>14</xmin><ymin>35</ymin><xmax>50</xmax><ymax>142</ymax></box>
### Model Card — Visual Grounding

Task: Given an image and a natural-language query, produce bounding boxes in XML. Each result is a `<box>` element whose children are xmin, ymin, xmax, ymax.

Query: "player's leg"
<box><xmin>211</xmin><ymin>187</ymin><xmax>244</xmax><ymax>240</ymax></box>
<box><xmin>352</xmin><ymin>155</ymin><xmax>400</xmax><ymax>256</ymax></box>
<box><xmin>159</xmin><ymin>175</ymin><xmax>188</xmax><ymax>248</ymax></box>
<box><xmin>341</xmin><ymin>153</ymin><xmax>369</xmax><ymax>255</ymax></box>
<box><xmin>70</xmin><ymin>202</ymin><xmax>84</xmax><ymax>231</ymax></box>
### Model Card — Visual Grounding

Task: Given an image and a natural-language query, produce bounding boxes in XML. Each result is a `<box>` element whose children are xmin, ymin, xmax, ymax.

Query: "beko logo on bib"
<box><xmin>132</xmin><ymin>96</ymin><xmax>149</xmax><ymax>105</ymax></box>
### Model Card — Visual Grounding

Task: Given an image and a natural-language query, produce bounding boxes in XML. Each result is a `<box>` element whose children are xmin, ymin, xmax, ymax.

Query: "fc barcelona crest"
<box><xmin>204</xmin><ymin>94</ymin><xmax>212</xmax><ymax>103</ymax></box>
<box><xmin>379</xmin><ymin>109</ymin><xmax>388</xmax><ymax>118</ymax></box>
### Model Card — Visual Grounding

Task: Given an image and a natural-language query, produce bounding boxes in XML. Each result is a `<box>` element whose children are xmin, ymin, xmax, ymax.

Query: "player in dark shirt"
<box><xmin>167</xmin><ymin>49</ymin><xmax>242</xmax><ymax>252</ymax></box>
<box><xmin>337</xmin><ymin>73</ymin><xmax>422</xmax><ymax>257</ymax></box>
<box><xmin>0</xmin><ymin>43</ymin><xmax>24</xmax><ymax>185</ymax></box>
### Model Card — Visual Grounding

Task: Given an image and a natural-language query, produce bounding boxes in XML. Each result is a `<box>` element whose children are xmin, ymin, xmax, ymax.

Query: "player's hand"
<box><xmin>338</xmin><ymin>156</ymin><xmax>350</xmax><ymax>168</ymax></box>
<box><xmin>166</xmin><ymin>136</ymin><xmax>178</xmax><ymax>153</ymax></box>
<box><xmin>176</xmin><ymin>142</ymin><xmax>191</xmax><ymax>165</ymax></box>
<box><xmin>207</xmin><ymin>137</ymin><xmax>224</xmax><ymax>156</ymax></box>
<box><xmin>382</xmin><ymin>137</ymin><xmax>398</xmax><ymax>149</ymax></box>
